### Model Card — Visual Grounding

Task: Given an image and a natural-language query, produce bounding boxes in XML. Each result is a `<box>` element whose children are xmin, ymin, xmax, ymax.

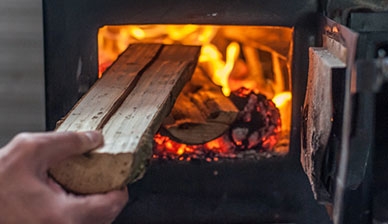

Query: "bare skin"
<box><xmin>0</xmin><ymin>131</ymin><xmax>128</xmax><ymax>224</ymax></box>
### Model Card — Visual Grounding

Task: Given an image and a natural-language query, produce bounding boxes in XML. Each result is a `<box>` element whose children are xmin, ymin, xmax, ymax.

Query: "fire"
<box><xmin>130</xmin><ymin>27</ymin><xmax>145</xmax><ymax>40</ymax></box>
<box><xmin>98</xmin><ymin>25</ymin><xmax>237</xmax><ymax>93</ymax></box>
<box><xmin>167</xmin><ymin>25</ymin><xmax>198</xmax><ymax>40</ymax></box>
<box><xmin>272</xmin><ymin>91</ymin><xmax>292</xmax><ymax>108</ymax></box>
<box><xmin>153</xmin><ymin>134</ymin><xmax>233</xmax><ymax>161</ymax></box>
<box><xmin>199</xmin><ymin>42</ymin><xmax>240</xmax><ymax>96</ymax></box>
<box><xmin>154</xmin><ymin>133</ymin><xmax>230</xmax><ymax>156</ymax></box>
<box><xmin>98</xmin><ymin>25</ymin><xmax>294</xmax><ymax>160</ymax></box>
<box><xmin>272</xmin><ymin>91</ymin><xmax>292</xmax><ymax>133</ymax></box>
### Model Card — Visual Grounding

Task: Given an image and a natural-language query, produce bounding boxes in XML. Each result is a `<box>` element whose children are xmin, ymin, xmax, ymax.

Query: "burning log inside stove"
<box><xmin>154</xmin><ymin>87</ymin><xmax>282</xmax><ymax>160</ymax></box>
<box><xmin>162</xmin><ymin>68</ymin><xmax>238</xmax><ymax>144</ymax></box>
<box><xmin>228</xmin><ymin>88</ymin><xmax>281</xmax><ymax>151</ymax></box>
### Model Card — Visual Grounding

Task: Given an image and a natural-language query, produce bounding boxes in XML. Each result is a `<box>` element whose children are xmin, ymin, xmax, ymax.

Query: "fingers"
<box><xmin>7</xmin><ymin>131</ymin><xmax>103</xmax><ymax>169</ymax></box>
<box><xmin>68</xmin><ymin>187</ymin><xmax>128</xmax><ymax>224</ymax></box>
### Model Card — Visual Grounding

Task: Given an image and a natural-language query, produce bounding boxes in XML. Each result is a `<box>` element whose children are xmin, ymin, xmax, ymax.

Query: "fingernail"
<box><xmin>85</xmin><ymin>131</ymin><xmax>102</xmax><ymax>144</ymax></box>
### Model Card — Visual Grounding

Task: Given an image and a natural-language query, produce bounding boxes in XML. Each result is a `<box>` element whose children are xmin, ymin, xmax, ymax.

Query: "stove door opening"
<box><xmin>98</xmin><ymin>25</ymin><xmax>294</xmax><ymax>161</ymax></box>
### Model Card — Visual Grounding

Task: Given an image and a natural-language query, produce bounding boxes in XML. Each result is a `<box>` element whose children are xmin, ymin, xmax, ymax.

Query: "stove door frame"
<box><xmin>43</xmin><ymin>0</ymin><xmax>319</xmax><ymax>162</ymax></box>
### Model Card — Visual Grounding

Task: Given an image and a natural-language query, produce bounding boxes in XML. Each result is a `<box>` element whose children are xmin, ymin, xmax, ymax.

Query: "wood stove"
<box><xmin>42</xmin><ymin>0</ymin><xmax>388</xmax><ymax>223</ymax></box>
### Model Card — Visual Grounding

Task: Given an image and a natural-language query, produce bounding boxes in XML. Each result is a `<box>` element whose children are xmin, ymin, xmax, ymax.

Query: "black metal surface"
<box><xmin>348</xmin><ymin>12</ymin><xmax>388</xmax><ymax>60</ymax></box>
<box><xmin>338</xmin><ymin>58</ymin><xmax>388</xmax><ymax>224</ymax></box>
<box><xmin>325</xmin><ymin>0</ymin><xmax>388</xmax><ymax>24</ymax></box>
<box><xmin>115</xmin><ymin>159</ymin><xmax>331</xmax><ymax>224</ymax></box>
<box><xmin>332</xmin><ymin>12</ymin><xmax>388</xmax><ymax>224</ymax></box>
<box><xmin>349</xmin><ymin>12</ymin><xmax>388</xmax><ymax>32</ymax></box>
<box><xmin>373</xmin><ymin>82</ymin><xmax>388</xmax><ymax>224</ymax></box>
<box><xmin>338</xmin><ymin>91</ymin><xmax>374</xmax><ymax>224</ymax></box>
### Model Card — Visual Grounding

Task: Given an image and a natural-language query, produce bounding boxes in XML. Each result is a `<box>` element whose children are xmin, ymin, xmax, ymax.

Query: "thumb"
<box><xmin>15</xmin><ymin>131</ymin><xmax>104</xmax><ymax>169</ymax></box>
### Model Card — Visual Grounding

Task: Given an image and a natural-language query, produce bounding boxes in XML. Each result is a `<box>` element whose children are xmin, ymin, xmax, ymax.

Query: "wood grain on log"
<box><xmin>50</xmin><ymin>44</ymin><xmax>201</xmax><ymax>194</ymax></box>
<box><xmin>163</xmin><ymin>68</ymin><xmax>238</xmax><ymax>145</ymax></box>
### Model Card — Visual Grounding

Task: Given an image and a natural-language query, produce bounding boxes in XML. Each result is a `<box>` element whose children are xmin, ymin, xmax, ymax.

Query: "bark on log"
<box><xmin>50</xmin><ymin>44</ymin><xmax>201</xmax><ymax>194</ymax></box>
<box><xmin>162</xmin><ymin>68</ymin><xmax>238</xmax><ymax>145</ymax></box>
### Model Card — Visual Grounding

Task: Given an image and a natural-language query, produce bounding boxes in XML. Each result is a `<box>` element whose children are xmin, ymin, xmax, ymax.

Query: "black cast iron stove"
<box><xmin>42</xmin><ymin>0</ymin><xmax>388</xmax><ymax>223</ymax></box>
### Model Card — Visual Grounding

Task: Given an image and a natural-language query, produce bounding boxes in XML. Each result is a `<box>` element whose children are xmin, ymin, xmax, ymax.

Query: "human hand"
<box><xmin>0</xmin><ymin>131</ymin><xmax>128</xmax><ymax>224</ymax></box>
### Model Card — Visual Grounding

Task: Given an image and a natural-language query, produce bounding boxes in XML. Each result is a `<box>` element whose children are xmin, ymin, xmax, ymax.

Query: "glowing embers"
<box><xmin>153</xmin><ymin>88</ymin><xmax>286</xmax><ymax>161</ymax></box>
<box><xmin>229</xmin><ymin>88</ymin><xmax>281</xmax><ymax>150</ymax></box>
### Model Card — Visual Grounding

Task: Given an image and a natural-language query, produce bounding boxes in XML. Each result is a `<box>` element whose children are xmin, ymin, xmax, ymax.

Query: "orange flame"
<box><xmin>198</xmin><ymin>42</ymin><xmax>239</xmax><ymax>96</ymax></box>
<box><xmin>98</xmin><ymin>25</ymin><xmax>238</xmax><ymax>94</ymax></box>
<box><xmin>272</xmin><ymin>91</ymin><xmax>292</xmax><ymax>108</ymax></box>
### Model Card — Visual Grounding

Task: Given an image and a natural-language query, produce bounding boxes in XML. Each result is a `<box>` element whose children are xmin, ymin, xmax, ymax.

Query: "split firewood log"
<box><xmin>162</xmin><ymin>68</ymin><xmax>238</xmax><ymax>145</ymax></box>
<box><xmin>50</xmin><ymin>44</ymin><xmax>201</xmax><ymax>194</ymax></box>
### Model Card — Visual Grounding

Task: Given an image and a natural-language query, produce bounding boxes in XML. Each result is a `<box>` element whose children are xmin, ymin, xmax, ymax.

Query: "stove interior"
<box><xmin>98</xmin><ymin>25</ymin><xmax>293</xmax><ymax>162</ymax></box>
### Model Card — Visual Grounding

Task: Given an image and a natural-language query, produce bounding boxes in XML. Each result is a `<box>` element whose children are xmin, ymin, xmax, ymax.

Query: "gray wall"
<box><xmin>0</xmin><ymin>0</ymin><xmax>45</xmax><ymax>146</ymax></box>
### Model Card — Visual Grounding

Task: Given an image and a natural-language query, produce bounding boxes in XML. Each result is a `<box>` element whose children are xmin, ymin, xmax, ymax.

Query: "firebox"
<box><xmin>42</xmin><ymin>0</ymin><xmax>388</xmax><ymax>223</ymax></box>
<box><xmin>98</xmin><ymin>25</ymin><xmax>292</xmax><ymax>160</ymax></box>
